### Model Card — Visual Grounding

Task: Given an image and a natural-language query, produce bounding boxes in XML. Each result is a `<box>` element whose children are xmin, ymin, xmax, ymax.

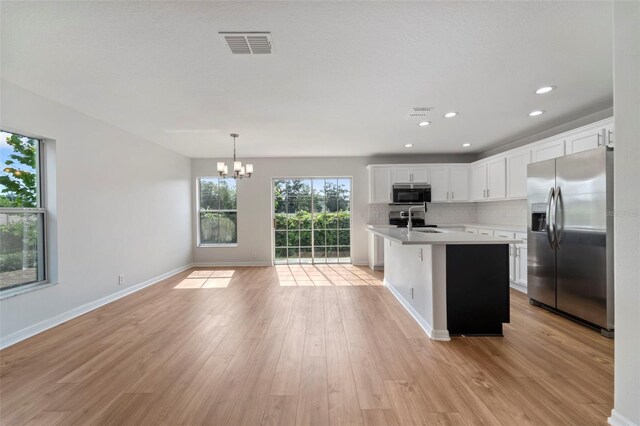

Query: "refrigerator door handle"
<box><xmin>546</xmin><ymin>187</ymin><xmax>556</xmax><ymax>249</ymax></box>
<box><xmin>555</xmin><ymin>186</ymin><xmax>565</xmax><ymax>249</ymax></box>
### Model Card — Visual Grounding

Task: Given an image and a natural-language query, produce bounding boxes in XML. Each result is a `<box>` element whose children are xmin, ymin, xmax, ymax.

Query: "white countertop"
<box><xmin>460</xmin><ymin>223</ymin><xmax>527</xmax><ymax>233</ymax></box>
<box><xmin>367</xmin><ymin>223</ymin><xmax>526</xmax><ymax>233</ymax></box>
<box><xmin>367</xmin><ymin>226</ymin><xmax>523</xmax><ymax>245</ymax></box>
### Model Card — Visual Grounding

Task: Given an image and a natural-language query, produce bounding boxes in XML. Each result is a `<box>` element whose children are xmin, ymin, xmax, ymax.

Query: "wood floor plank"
<box><xmin>303</xmin><ymin>288</ymin><xmax>326</xmax><ymax>357</ymax></box>
<box><xmin>262</xmin><ymin>394</ymin><xmax>298</xmax><ymax>426</ymax></box>
<box><xmin>0</xmin><ymin>267</ymin><xmax>614</xmax><ymax>426</ymax></box>
<box><xmin>361</xmin><ymin>409</ymin><xmax>400</xmax><ymax>426</ymax></box>
<box><xmin>295</xmin><ymin>355</ymin><xmax>330</xmax><ymax>426</ymax></box>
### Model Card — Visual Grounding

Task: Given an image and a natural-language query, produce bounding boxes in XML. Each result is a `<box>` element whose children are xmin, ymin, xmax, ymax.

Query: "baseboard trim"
<box><xmin>384</xmin><ymin>278</ymin><xmax>450</xmax><ymax>341</ymax></box>
<box><xmin>510</xmin><ymin>282</ymin><xmax>527</xmax><ymax>294</ymax></box>
<box><xmin>193</xmin><ymin>261</ymin><xmax>272</xmax><ymax>267</ymax></box>
<box><xmin>0</xmin><ymin>263</ymin><xmax>194</xmax><ymax>350</ymax></box>
<box><xmin>609</xmin><ymin>410</ymin><xmax>639</xmax><ymax>426</ymax></box>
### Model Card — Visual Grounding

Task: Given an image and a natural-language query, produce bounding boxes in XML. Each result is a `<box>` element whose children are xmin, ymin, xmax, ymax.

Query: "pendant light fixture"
<box><xmin>217</xmin><ymin>133</ymin><xmax>254</xmax><ymax>179</ymax></box>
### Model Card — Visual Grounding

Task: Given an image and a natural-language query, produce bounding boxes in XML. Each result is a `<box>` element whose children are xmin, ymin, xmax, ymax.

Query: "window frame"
<box><xmin>0</xmin><ymin>131</ymin><xmax>49</xmax><ymax>298</ymax></box>
<box><xmin>196</xmin><ymin>176</ymin><xmax>238</xmax><ymax>247</ymax></box>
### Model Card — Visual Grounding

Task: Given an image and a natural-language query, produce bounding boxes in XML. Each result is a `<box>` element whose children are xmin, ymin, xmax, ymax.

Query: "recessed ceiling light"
<box><xmin>418</xmin><ymin>121</ymin><xmax>431</xmax><ymax>127</ymax></box>
<box><xmin>405</xmin><ymin>144</ymin><xmax>413</xmax><ymax>148</ymax></box>
<box><xmin>444</xmin><ymin>112</ymin><xmax>457</xmax><ymax>118</ymax></box>
<box><xmin>529</xmin><ymin>110</ymin><xmax>544</xmax><ymax>117</ymax></box>
<box><xmin>535</xmin><ymin>86</ymin><xmax>555</xmax><ymax>94</ymax></box>
<box><xmin>462</xmin><ymin>143</ymin><xmax>472</xmax><ymax>147</ymax></box>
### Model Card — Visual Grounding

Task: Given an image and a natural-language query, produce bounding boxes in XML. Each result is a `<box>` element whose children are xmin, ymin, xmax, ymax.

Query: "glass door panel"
<box><xmin>273</xmin><ymin>177</ymin><xmax>351</xmax><ymax>265</ymax></box>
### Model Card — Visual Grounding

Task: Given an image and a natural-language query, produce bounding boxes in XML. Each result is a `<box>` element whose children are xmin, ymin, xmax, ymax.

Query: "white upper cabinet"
<box><xmin>507</xmin><ymin>150</ymin><xmax>532</xmax><ymax>199</ymax></box>
<box><xmin>429</xmin><ymin>167</ymin><xmax>450</xmax><ymax>202</ymax></box>
<box><xmin>369</xmin><ymin>166</ymin><xmax>392</xmax><ymax>203</ymax></box>
<box><xmin>450</xmin><ymin>167</ymin><xmax>470</xmax><ymax>202</ymax></box>
<box><xmin>429</xmin><ymin>166</ymin><xmax>469</xmax><ymax>203</ymax></box>
<box><xmin>471</xmin><ymin>163</ymin><xmax>488</xmax><ymax>201</ymax></box>
<box><xmin>366</xmin><ymin>118</ymin><xmax>613</xmax><ymax>205</ymax></box>
<box><xmin>410</xmin><ymin>167</ymin><xmax>430</xmax><ymax>183</ymax></box>
<box><xmin>532</xmin><ymin>138</ymin><xmax>565</xmax><ymax>162</ymax></box>
<box><xmin>393</xmin><ymin>167</ymin><xmax>412</xmax><ymax>183</ymax></box>
<box><xmin>487</xmin><ymin>158</ymin><xmax>506</xmax><ymax>200</ymax></box>
<box><xmin>605</xmin><ymin>122</ymin><xmax>614</xmax><ymax>146</ymax></box>
<box><xmin>566</xmin><ymin>126</ymin><xmax>604</xmax><ymax>155</ymax></box>
<box><xmin>392</xmin><ymin>166</ymin><xmax>429</xmax><ymax>183</ymax></box>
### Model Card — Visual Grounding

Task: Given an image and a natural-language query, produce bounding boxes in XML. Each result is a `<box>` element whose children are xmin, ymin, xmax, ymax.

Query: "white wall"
<box><xmin>611</xmin><ymin>2</ymin><xmax>640</xmax><ymax>425</ymax></box>
<box><xmin>0</xmin><ymin>82</ymin><xmax>193</xmax><ymax>343</ymax></box>
<box><xmin>192</xmin><ymin>157</ymin><xmax>370</xmax><ymax>265</ymax></box>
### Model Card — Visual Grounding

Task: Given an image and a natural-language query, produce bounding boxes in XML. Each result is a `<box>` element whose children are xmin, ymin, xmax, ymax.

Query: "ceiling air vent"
<box><xmin>220</xmin><ymin>32</ymin><xmax>273</xmax><ymax>54</ymax></box>
<box><xmin>408</xmin><ymin>107</ymin><xmax>434</xmax><ymax>118</ymax></box>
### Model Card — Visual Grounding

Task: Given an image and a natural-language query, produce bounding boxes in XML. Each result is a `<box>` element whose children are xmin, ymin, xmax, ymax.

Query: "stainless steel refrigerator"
<box><xmin>527</xmin><ymin>147</ymin><xmax>614</xmax><ymax>336</ymax></box>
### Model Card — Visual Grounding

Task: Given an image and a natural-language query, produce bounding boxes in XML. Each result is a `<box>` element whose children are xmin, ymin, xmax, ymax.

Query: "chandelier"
<box><xmin>217</xmin><ymin>133</ymin><xmax>254</xmax><ymax>179</ymax></box>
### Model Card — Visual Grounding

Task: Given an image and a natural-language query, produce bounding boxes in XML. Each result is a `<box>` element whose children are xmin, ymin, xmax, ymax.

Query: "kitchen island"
<box><xmin>367</xmin><ymin>226</ymin><xmax>522</xmax><ymax>341</ymax></box>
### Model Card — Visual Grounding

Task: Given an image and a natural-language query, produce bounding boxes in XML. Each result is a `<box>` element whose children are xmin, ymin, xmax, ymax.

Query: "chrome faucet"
<box><xmin>407</xmin><ymin>202</ymin><xmax>428</xmax><ymax>232</ymax></box>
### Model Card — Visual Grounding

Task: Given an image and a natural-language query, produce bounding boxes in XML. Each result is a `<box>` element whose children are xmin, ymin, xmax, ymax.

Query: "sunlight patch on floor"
<box><xmin>175</xmin><ymin>270</ymin><xmax>235</xmax><ymax>289</ymax></box>
<box><xmin>275</xmin><ymin>264</ymin><xmax>382</xmax><ymax>287</ymax></box>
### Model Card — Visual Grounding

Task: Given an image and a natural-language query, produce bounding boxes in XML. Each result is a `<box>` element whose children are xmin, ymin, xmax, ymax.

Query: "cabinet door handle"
<box><xmin>608</xmin><ymin>130</ymin><xmax>614</xmax><ymax>145</ymax></box>
<box><xmin>483</xmin><ymin>189</ymin><xmax>486</xmax><ymax>198</ymax></box>
<box><xmin>446</xmin><ymin>192</ymin><xmax>449</xmax><ymax>200</ymax></box>
<box><xmin>597</xmin><ymin>133</ymin><xmax>602</xmax><ymax>147</ymax></box>
<box><xmin>452</xmin><ymin>192</ymin><xmax>454</xmax><ymax>200</ymax></box>
<box><xmin>487</xmin><ymin>188</ymin><xmax>490</xmax><ymax>198</ymax></box>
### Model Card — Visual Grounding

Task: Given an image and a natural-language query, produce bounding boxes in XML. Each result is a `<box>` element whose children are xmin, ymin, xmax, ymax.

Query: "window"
<box><xmin>198</xmin><ymin>177</ymin><xmax>237</xmax><ymax>245</ymax></box>
<box><xmin>0</xmin><ymin>131</ymin><xmax>47</xmax><ymax>293</ymax></box>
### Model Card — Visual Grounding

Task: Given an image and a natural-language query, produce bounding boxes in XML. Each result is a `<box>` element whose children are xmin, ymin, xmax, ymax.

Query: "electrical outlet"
<box><xmin>118</xmin><ymin>274</ymin><xmax>125</xmax><ymax>285</ymax></box>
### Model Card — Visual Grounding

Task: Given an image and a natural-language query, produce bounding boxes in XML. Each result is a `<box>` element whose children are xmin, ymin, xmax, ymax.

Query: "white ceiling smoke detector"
<box><xmin>220</xmin><ymin>32</ymin><xmax>274</xmax><ymax>54</ymax></box>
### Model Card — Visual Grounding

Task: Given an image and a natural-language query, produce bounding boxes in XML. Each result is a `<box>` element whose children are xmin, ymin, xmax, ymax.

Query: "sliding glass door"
<box><xmin>273</xmin><ymin>178</ymin><xmax>351</xmax><ymax>264</ymax></box>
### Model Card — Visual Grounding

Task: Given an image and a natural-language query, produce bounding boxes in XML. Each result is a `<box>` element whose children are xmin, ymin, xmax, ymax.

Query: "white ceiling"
<box><xmin>1</xmin><ymin>1</ymin><xmax>613</xmax><ymax>158</ymax></box>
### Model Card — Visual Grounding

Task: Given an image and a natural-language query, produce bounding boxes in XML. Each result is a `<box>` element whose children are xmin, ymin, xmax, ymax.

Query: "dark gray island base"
<box><xmin>367</xmin><ymin>226</ymin><xmax>521</xmax><ymax>341</ymax></box>
<box><xmin>446</xmin><ymin>244</ymin><xmax>510</xmax><ymax>336</ymax></box>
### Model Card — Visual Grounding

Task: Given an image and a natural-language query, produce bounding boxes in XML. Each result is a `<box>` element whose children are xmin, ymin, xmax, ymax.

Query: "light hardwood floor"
<box><xmin>0</xmin><ymin>265</ymin><xmax>613</xmax><ymax>425</ymax></box>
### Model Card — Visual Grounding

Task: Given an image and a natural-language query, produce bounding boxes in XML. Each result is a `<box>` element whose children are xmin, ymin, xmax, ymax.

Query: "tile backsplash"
<box><xmin>368</xmin><ymin>203</ymin><xmax>477</xmax><ymax>225</ymax></box>
<box><xmin>476</xmin><ymin>199</ymin><xmax>527</xmax><ymax>227</ymax></box>
<box><xmin>368</xmin><ymin>199</ymin><xmax>527</xmax><ymax>227</ymax></box>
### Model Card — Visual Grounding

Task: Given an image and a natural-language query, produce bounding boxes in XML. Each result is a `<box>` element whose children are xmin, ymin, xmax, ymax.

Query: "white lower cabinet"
<box><xmin>368</xmin><ymin>232</ymin><xmax>384</xmax><ymax>270</ymax></box>
<box><xmin>495</xmin><ymin>231</ymin><xmax>516</xmax><ymax>281</ymax></box>
<box><xmin>514</xmin><ymin>232</ymin><xmax>528</xmax><ymax>287</ymax></box>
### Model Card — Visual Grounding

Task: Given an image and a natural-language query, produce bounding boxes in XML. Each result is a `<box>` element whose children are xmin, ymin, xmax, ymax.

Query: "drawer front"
<box><xmin>494</xmin><ymin>231</ymin><xmax>516</xmax><ymax>239</ymax></box>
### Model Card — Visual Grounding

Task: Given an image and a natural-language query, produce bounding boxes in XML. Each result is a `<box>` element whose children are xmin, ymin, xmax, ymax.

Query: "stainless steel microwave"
<box><xmin>392</xmin><ymin>183</ymin><xmax>431</xmax><ymax>204</ymax></box>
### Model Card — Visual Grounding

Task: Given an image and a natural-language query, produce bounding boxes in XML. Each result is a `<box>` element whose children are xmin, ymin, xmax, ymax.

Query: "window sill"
<box><xmin>197</xmin><ymin>243</ymin><xmax>238</xmax><ymax>248</ymax></box>
<box><xmin>0</xmin><ymin>281</ymin><xmax>58</xmax><ymax>300</ymax></box>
